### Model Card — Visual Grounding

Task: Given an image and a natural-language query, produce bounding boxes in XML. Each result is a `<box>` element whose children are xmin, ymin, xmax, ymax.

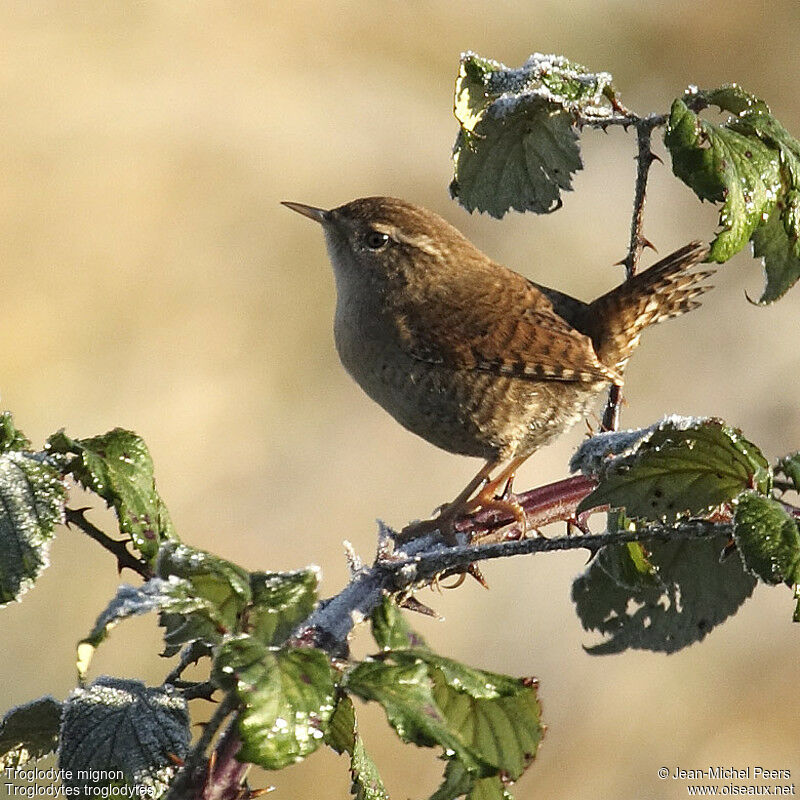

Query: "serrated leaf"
<box><xmin>594</xmin><ymin>540</ymin><xmax>660</xmax><ymax>592</ymax></box>
<box><xmin>432</xmin><ymin>761</ymin><xmax>513</xmax><ymax>800</ymax></box>
<box><xmin>733</xmin><ymin>492</ymin><xmax>800</xmax><ymax>587</ymax></box>
<box><xmin>345</xmin><ymin>659</ymin><xmax>485</xmax><ymax>774</ymax></box>
<box><xmin>751</xmin><ymin>197</ymin><xmax>800</xmax><ymax>303</ymax></box>
<box><xmin>325</xmin><ymin>696</ymin><xmax>388</xmax><ymax>800</ymax></box>
<box><xmin>776</xmin><ymin>452</ymin><xmax>800</xmax><ymax>492</ymax></box>
<box><xmin>0</xmin><ymin>413</ymin><xmax>31</xmax><ymax>454</ymax></box>
<box><xmin>249</xmin><ymin>568</ymin><xmax>318</xmax><ymax>646</ymax></box>
<box><xmin>347</xmin><ymin>651</ymin><xmax>542</xmax><ymax>795</ymax></box>
<box><xmin>572</xmin><ymin>535</ymin><xmax>756</xmax><ymax>654</ymax></box>
<box><xmin>59</xmin><ymin>678</ymin><xmax>189</xmax><ymax>798</ymax></box>
<box><xmin>47</xmin><ymin>429</ymin><xmax>175</xmax><ymax>560</ymax></box>
<box><xmin>325</xmin><ymin>695</ymin><xmax>357</xmax><ymax>755</ymax></box>
<box><xmin>0</xmin><ymin>696</ymin><xmax>62</xmax><ymax>771</ymax></box>
<box><xmin>577</xmin><ymin>417</ymin><xmax>770</xmax><ymax>522</ymax></box>
<box><xmin>451</xmin><ymin>52</ymin><xmax>616</xmax><ymax>218</ymax></box>
<box><xmin>0</xmin><ymin>451</ymin><xmax>66</xmax><ymax>606</ymax></box>
<box><xmin>664</xmin><ymin>85</ymin><xmax>800</xmax><ymax>302</ymax></box>
<box><xmin>157</xmin><ymin>542</ymin><xmax>251</xmax><ymax>633</ymax></box>
<box><xmin>78</xmin><ymin>578</ymin><xmax>219</xmax><ymax>679</ymax></box>
<box><xmin>213</xmin><ymin>636</ymin><xmax>335</xmax><ymax>769</ymax></box>
<box><xmin>371</xmin><ymin>595</ymin><xmax>429</xmax><ymax>651</ymax></box>
<box><xmin>350</xmin><ymin>734</ymin><xmax>389</xmax><ymax>800</ymax></box>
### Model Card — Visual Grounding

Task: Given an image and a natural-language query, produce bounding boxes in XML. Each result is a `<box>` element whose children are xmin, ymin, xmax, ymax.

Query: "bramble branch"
<box><xmin>599</xmin><ymin>112</ymin><xmax>669</xmax><ymax>432</ymax></box>
<box><xmin>64</xmin><ymin>507</ymin><xmax>152</xmax><ymax>579</ymax></box>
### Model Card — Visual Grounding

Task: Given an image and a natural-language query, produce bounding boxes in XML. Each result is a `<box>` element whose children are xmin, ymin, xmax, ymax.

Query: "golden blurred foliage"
<box><xmin>1</xmin><ymin>2</ymin><xmax>798</xmax><ymax>798</ymax></box>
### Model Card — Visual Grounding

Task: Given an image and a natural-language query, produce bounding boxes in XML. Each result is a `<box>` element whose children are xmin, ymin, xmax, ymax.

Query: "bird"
<box><xmin>283</xmin><ymin>196</ymin><xmax>712</xmax><ymax>539</ymax></box>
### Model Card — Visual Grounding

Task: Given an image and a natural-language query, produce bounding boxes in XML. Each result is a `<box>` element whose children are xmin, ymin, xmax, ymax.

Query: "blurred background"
<box><xmin>2</xmin><ymin>2</ymin><xmax>799</xmax><ymax>798</ymax></box>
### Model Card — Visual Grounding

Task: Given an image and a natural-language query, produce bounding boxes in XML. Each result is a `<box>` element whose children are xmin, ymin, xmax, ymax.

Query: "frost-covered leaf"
<box><xmin>451</xmin><ymin>52</ymin><xmax>616</xmax><ymax>217</ymax></box>
<box><xmin>572</xmin><ymin>535</ymin><xmax>756</xmax><ymax>654</ymax></box>
<box><xmin>0</xmin><ymin>413</ymin><xmax>32</xmax><ymax>454</ymax></box>
<box><xmin>751</xmin><ymin>198</ymin><xmax>800</xmax><ymax>303</ymax></box>
<box><xmin>249</xmin><ymin>568</ymin><xmax>318</xmax><ymax>646</ymax></box>
<box><xmin>347</xmin><ymin>649</ymin><xmax>542</xmax><ymax>797</ymax></box>
<box><xmin>59</xmin><ymin>678</ymin><xmax>189</xmax><ymax>798</ymax></box>
<box><xmin>776</xmin><ymin>452</ymin><xmax>800</xmax><ymax>492</ymax></box>
<box><xmin>0</xmin><ymin>451</ymin><xmax>65</xmax><ymax>606</ymax></box>
<box><xmin>665</xmin><ymin>85</ymin><xmax>800</xmax><ymax>302</ymax></box>
<box><xmin>576</xmin><ymin>416</ymin><xmax>770</xmax><ymax>522</ymax></box>
<box><xmin>371</xmin><ymin>595</ymin><xmax>429</xmax><ymax>651</ymax></box>
<box><xmin>346</xmin><ymin>659</ymin><xmax>485</xmax><ymax>773</ymax></box>
<box><xmin>47</xmin><ymin>429</ymin><xmax>175</xmax><ymax>560</ymax></box>
<box><xmin>213</xmin><ymin>635</ymin><xmax>335</xmax><ymax>770</ymax></box>
<box><xmin>0</xmin><ymin>696</ymin><xmax>62</xmax><ymax>771</ymax></box>
<box><xmin>156</xmin><ymin>542</ymin><xmax>251</xmax><ymax>649</ymax></box>
<box><xmin>733</xmin><ymin>492</ymin><xmax>800</xmax><ymax>588</ymax></box>
<box><xmin>78</xmin><ymin>578</ymin><xmax>219</xmax><ymax>679</ymax></box>
<box><xmin>325</xmin><ymin>696</ymin><xmax>388</xmax><ymax>800</ymax></box>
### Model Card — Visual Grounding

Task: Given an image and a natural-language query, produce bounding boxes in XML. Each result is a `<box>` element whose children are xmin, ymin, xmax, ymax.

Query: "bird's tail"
<box><xmin>583</xmin><ymin>241</ymin><xmax>713</xmax><ymax>371</ymax></box>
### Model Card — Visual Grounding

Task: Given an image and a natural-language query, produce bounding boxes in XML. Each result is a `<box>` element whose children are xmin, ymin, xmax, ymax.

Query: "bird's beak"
<box><xmin>281</xmin><ymin>201</ymin><xmax>330</xmax><ymax>224</ymax></box>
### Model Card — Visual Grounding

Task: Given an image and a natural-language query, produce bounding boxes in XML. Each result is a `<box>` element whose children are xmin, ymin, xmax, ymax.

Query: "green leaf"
<box><xmin>733</xmin><ymin>492</ymin><xmax>800</xmax><ymax>587</ymax></box>
<box><xmin>451</xmin><ymin>52</ymin><xmax>616</xmax><ymax>218</ymax></box>
<box><xmin>347</xmin><ymin>651</ymin><xmax>542</xmax><ymax>795</ymax></box>
<box><xmin>0</xmin><ymin>413</ymin><xmax>31</xmax><ymax>454</ymax></box>
<box><xmin>325</xmin><ymin>696</ymin><xmax>389</xmax><ymax>800</ymax></box>
<box><xmin>776</xmin><ymin>452</ymin><xmax>800</xmax><ymax>492</ymax></box>
<box><xmin>432</xmin><ymin>761</ymin><xmax>514</xmax><ymax>800</ymax></box>
<box><xmin>350</xmin><ymin>733</ymin><xmax>390</xmax><ymax>800</ymax></box>
<box><xmin>572</xmin><ymin>535</ymin><xmax>757</xmax><ymax>654</ymax></box>
<box><xmin>47</xmin><ymin>429</ymin><xmax>175</xmax><ymax>560</ymax></box>
<box><xmin>213</xmin><ymin>636</ymin><xmax>335</xmax><ymax>770</ymax></box>
<box><xmin>0</xmin><ymin>696</ymin><xmax>62</xmax><ymax>771</ymax></box>
<box><xmin>593</xmin><ymin>540</ymin><xmax>660</xmax><ymax>592</ymax></box>
<box><xmin>325</xmin><ymin>694</ymin><xmax>357</xmax><ymax>755</ymax></box>
<box><xmin>58</xmin><ymin>678</ymin><xmax>189</xmax><ymax>798</ymax></box>
<box><xmin>664</xmin><ymin>85</ymin><xmax>800</xmax><ymax>301</ymax></box>
<box><xmin>371</xmin><ymin>595</ymin><xmax>429</xmax><ymax>651</ymax></box>
<box><xmin>346</xmin><ymin>659</ymin><xmax>485</xmax><ymax>773</ymax></box>
<box><xmin>576</xmin><ymin>416</ymin><xmax>770</xmax><ymax>522</ymax></box>
<box><xmin>751</xmin><ymin>197</ymin><xmax>800</xmax><ymax>303</ymax></box>
<box><xmin>249</xmin><ymin>568</ymin><xmax>319</xmax><ymax>646</ymax></box>
<box><xmin>157</xmin><ymin>542</ymin><xmax>251</xmax><ymax>635</ymax></box>
<box><xmin>78</xmin><ymin>578</ymin><xmax>221</xmax><ymax>680</ymax></box>
<box><xmin>0</xmin><ymin>451</ymin><xmax>65</xmax><ymax>606</ymax></box>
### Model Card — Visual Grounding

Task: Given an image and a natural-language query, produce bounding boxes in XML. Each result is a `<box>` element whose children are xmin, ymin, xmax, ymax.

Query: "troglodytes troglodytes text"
<box><xmin>283</xmin><ymin>197</ymin><xmax>712</xmax><ymax>538</ymax></box>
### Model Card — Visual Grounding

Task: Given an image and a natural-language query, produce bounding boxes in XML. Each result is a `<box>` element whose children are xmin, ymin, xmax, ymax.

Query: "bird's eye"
<box><xmin>366</xmin><ymin>231</ymin><xmax>390</xmax><ymax>250</ymax></box>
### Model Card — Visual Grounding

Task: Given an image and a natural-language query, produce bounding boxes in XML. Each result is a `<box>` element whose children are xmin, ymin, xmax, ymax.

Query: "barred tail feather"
<box><xmin>585</xmin><ymin>241</ymin><xmax>713</xmax><ymax>370</ymax></box>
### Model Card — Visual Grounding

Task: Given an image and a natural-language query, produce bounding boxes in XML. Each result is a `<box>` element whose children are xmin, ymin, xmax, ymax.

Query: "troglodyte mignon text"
<box><xmin>283</xmin><ymin>197</ymin><xmax>712</xmax><ymax>537</ymax></box>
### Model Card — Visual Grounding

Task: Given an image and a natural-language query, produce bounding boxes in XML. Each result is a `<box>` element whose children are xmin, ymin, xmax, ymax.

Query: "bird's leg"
<box><xmin>461</xmin><ymin>455</ymin><xmax>529</xmax><ymax>534</ymax></box>
<box><xmin>398</xmin><ymin>460</ymin><xmax>497</xmax><ymax>542</ymax></box>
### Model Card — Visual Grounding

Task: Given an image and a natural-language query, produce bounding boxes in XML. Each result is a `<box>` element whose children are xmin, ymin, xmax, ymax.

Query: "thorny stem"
<box><xmin>64</xmin><ymin>507</ymin><xmax>152</xmax><ymax>579</ymax></box>
<box><xmin>600</xmin><ymin>112</ymin><xmax>669</xmax><ymax>433</ymax></box>
<box><xmin>166</xmin><ymin>693</ymin><xmax>240</xmax><ymax>800</ymax></box>
<box><xmin>293</xmin><ymin>473</ymin><xmax>731</xmax><ymax>655</ymax></box>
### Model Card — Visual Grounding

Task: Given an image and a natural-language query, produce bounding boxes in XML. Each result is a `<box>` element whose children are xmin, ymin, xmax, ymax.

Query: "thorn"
<box><xmin>245</xmin><ymin>788</ymin><xmax>276</xmax><ymax>798</ymax></box>
<box><xmin>613</xmin><ymin>256</ymin><xmax>628</xmax><ymax>267</ymax></box>
<box><xmin>640</xmin><ymin>236</ymin><xmax>657</xmax><ymax>253</ymax></box>
<box><xmin>467</xmin><ymin>564</ymin><xmax>490</xmax><ymax>589</ymax></box>
<box><xmin>343</xmin><ymin>540</ymin><xmax>362</xmax><ymax>576</ymax></box>
<box><xmin>648</xmin><ymin>150</ymin><xmax>664</xmax><ymax>165</ymax></box>
<box><xmin>399</xmin><ymin>595</ymin><xmax>442</xmax><ymax>619</ymax></box>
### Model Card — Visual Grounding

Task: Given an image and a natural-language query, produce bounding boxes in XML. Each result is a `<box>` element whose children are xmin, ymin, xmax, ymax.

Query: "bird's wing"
<box><xmin>393</xmin><ymin>264</ymin><xmax>621</xmax><ymax>385</ymax></box>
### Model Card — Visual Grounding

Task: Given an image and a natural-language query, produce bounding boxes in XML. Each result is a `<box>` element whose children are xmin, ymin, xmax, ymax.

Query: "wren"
<box><xmin>283</xmin><ymin>197</ymin><xmax>712</xmax><ymax>537</ymax></box>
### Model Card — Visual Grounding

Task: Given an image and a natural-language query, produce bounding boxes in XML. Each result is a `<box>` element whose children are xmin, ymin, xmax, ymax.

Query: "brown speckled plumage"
<box><xmin>283</xmin><ymin>196</ymin><xmax>712</xmax><ymax>530</ymax></box>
